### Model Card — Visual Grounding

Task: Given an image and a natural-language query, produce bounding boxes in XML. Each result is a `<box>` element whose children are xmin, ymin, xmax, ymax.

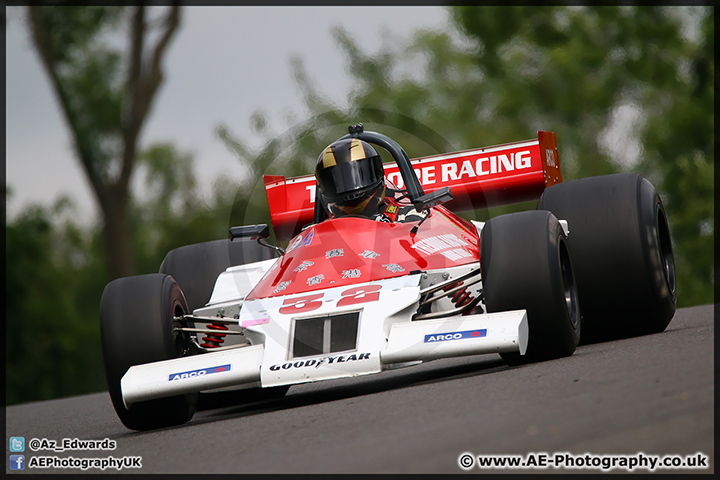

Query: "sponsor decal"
<box><xmin>269</xmin><ymin>353</ymin><xmax>371</xmax><ymax>371</ymax></box>
<box><xmin>287</xmin><ymin>235</ymin><xmax>303</xmax><ymax>252</ymax></box>
<box><xmin>411</xmin><ymin>233</ymin><xmax>473</xmax><ymax>260</ymax></box>
<box><xmin>169</xmin><ymin>364</ymin><xmax>231</xmax><ymax>381</ymax></box>
<box><xmin>386</xmin><ymin>149</ymin><xmax>533</xmax><ymax>188</ymax></box>
<box><xmin>342</xmin><ymin>269</ymin><xmax>361</xmax><ymax>279</ymax></box>
<box><xmin>359</xmin><ymin>250</ymin><xmax>380</xmax><ymax>259</ymax></box>
<box><xmin>385</xmin><ymin>204</ymin><xmax>398</xmax><ymax>214</ymax></box>
<box><xmin>307</xmin><ymin>274</ymin><xmax>325</xmax><ymax>286</ymax></box>
<box><xmin>424</xmin><ymin>329</ymin><xmax>487</xmax><ymax>343</ymax></box>
<box><xmin>383</xmin><ymin>263</ymin><xmax>405</xmax><ymax>273</ymax></box>
<box><xmin>326</xmin><ymin>248</ymin><xmax>344</xmax><ymax>259</ymax></box>
<box><xmin>241</xmin><ymin>317</ymin><xmax>270</xmax><ymax>328</ymax></box>
<box><xmin>438</xmin><ymin>151</ymin><xmax>532</xmax><ymax>181</ymax></box>
<box><xmin>441</xmin><ymin>249</ymin><xmax>473</xmax><ymax>261</ymax></box>
<box><xmin>546</xmin><ymin>148</ymin><xmax>556</xmax><ymax>168</ymax></box>
<box><xmin>273</xmin><ymin>281</ymin><xmax>291</xmax><ymax>293</ymax></box>
<box><xmin>294</xmin><ymin>260</ymin><xmax>314</xmax><ymax>273</ymax></box>
<box><xmin>287</xmin><ymin>229</ymin><xmax>315</xmax><ymax>252</ymax></box>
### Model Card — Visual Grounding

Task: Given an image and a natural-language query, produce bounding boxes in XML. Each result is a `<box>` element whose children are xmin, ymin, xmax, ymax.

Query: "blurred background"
<box><xmin>5</xmin><ymin>6</ymin><xmax>713</xmax><ymax>406</ymax></box>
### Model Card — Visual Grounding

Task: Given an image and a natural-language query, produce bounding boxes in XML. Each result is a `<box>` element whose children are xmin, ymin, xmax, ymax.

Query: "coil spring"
<box><xmin>200</xmin><ymin>323</ymin><xmax>228</xmax><ymax>348</ymax></box>
<box><xmin>444</xmin><ymin>281</ymin><xmax>475</xmax><ymax>310</ymax></box>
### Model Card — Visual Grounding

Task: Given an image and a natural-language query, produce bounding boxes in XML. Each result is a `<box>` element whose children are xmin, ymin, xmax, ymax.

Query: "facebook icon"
<box><xmin>9</xmin><ymin>454</ymin><xmax>25</xmax><ymax>470</ymax></box>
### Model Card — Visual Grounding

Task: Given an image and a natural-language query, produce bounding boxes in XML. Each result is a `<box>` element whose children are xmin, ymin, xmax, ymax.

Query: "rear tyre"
<box><xmin>537</xmin><ymin>173</ymin><xmax>676</xmax><ymax>342</ymax></box>
<box><xmin>100</xmin><ymin>274</ymin><xmax>197</xmax><ymax>430</ymax></box>
<box><xmin>481</xmin><ymin>211</ymin><xmax>581</xmax><ymax>364</ymax></box>
<box><xmin>160</xmin><ymin>238</ymin><xmax>274</xmax><ymax>312</ymax></box>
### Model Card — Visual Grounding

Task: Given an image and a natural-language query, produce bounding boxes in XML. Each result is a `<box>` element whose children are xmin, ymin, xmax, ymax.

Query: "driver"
<box><xmin>315</xmin><ymin>138</ymin><xmax>426</xmax><ymax>223</ymax></box>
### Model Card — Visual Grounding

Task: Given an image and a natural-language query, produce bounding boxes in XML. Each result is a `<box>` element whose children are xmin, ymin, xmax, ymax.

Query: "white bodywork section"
<box><xmin>120</xmin><ymin>262</ymin><xmax>528</xmax><ymax>407</ymax></box>
<box><xmin>382</xmin><ymin>310</ymin><xmax>527</xmax><ymax>364</ymax></box>
<box><xmin>250</xmin><ymin>275</ymin><xmax>420</xmax><ymax>387</ymax></box>
<box><xmin>121</xmin><ymin>345</ymin><xmax>264</xmax><ymax>408</ymax></box>
<box><xmin>206</xmin><ymin>258</ymin><xmax>279</xmax><ymax>305</ymax></box>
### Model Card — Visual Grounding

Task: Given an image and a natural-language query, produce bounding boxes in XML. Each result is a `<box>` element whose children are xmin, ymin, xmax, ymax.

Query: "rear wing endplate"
<box><xmin>264</xmin><ymin>131</ymin><xmax>562</xmax><ymax>241</ymax></box>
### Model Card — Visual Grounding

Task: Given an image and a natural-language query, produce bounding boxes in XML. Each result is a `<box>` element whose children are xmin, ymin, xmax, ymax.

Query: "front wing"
<box><xmin>120</xmin><ymin>275</ymin><xmax>527</xmax><ymax>408</ymax></box>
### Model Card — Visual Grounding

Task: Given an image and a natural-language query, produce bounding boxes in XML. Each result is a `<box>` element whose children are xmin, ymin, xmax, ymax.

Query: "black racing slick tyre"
<box><xmin>160</xmin><ymin>237</ymin><xmax>286</xmax><ymax>408</ymax></box>
<box><xmin>160</xmin><ymin>238</ymin><xmax>274</xmax><ymax>312</ymax></box>
<box><xmin>537</xmin><ymin>173</ymin><xmax>677</xmax><ymax>342</ymax></box>
<box><xmin>100</xmin><ymin>274</ymin><xmax>197</xmax><ymax>430</ymax></box>
<box><xmin>481</xmin><ymin>211</ymin><xmax>581</xmax><ymax>364</ymax></box>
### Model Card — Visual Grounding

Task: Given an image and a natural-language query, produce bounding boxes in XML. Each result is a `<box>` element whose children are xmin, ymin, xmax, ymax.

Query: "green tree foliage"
<box><xmin>632</xmin><ymin>9</ymin><xmax>714</xmax><ymax>307</ymax></box>
<box><xmin>7</xmin><ymin>6</ymin><xmax>711</xmax><ymax>405</ymax></box>
<box><xmin>27</xmin><ymin>5</ymin><xmax>181</xmax><ymax>279</ymax></box>
<box><xmin>5</xmin><ymin>143</ymin><xmax>244</xmax><ymax>405</ymax></box>
<box><xmin>223</xmin><ymin>6</ymin><xmax>712</xmax><ymax>307</ymax></box>
<box><xmin>131</xmin><ymin>143</ymin><xmax>248</xmax><ymax>272</ymax></box>
<box><xmin>6</xmin><ymin>196</ymin><xmax>107</xmax><ymax>404</ymax></box>
<box><xmin>10</xmin><ymin>7</ymin><xmax>257</xmax><ymax>405</ymax></box>
<box><xmin>454</xmin><ymin>5</ymin><xmax>713</xmax><ymax>307</ymax></box>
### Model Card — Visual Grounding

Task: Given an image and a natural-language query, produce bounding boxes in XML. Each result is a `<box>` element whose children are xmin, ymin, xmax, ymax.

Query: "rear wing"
<box><xmin>264</xmin><ymin>131</ymin><xmax>562</xmax><ymax>241</ymax></box>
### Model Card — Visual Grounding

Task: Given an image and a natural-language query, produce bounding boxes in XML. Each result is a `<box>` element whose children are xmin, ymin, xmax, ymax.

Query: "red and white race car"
<box><xmin>100</xmin><ymin>125</ymin><xmax>677</xmax><ymax>430</ymax></box>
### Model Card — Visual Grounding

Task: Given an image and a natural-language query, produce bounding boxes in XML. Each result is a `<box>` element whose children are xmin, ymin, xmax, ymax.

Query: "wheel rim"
<box><xmin>559</xmin><ymin>239</ymin><xmax>580</xmax><ymax>329</ymax></box>
<box><xmin>171</xmin><ymin>298</ymin><xmax>193</xmax><ymax>357</ymax></box>
<box><xmin>657</xmin><ymin>206</ymin><xmax>676</xmax><ymax>296</ymax></box>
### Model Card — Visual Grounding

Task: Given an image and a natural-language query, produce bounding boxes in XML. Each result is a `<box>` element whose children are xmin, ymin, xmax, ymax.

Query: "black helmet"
<box><xmin>315</xmin><ymin>138</ymin><xmax>386</xmax><ymax>218</ymax></box>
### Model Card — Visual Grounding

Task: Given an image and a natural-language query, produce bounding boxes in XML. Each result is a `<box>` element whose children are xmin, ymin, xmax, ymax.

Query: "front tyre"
<box><xmin>100</xmin><ymin>274</ymin><xmax>197</xmax><ymax>430</ymax></box>
<box><xmin>159</xmin><ymin>237</ymin><xmax>285</xmax><ymax>406</ymax></box>
<box><xmin>481</xmin><ymin>211</ymin><xmax>581</xmax><ymax>363</ymax></box>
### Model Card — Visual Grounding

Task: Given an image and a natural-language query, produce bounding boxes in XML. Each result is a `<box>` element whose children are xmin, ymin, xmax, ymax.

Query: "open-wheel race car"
<box><xmin>100</xmin><ymin>124</ymin><xmax>677</xmax><ymax>430</ymax></box>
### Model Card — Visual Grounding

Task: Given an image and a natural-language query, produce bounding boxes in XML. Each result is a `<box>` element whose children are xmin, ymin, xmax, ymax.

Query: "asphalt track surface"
<box><xmin>5</xmin><ymin>304</ymin><xmax>714</xmax><ymax>474</ymax></box>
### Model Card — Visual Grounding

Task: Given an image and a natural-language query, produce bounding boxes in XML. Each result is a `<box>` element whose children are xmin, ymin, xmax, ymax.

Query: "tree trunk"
<box><xmin>100</xmin><ymin>186</ymin><xmax>135</xmax><ymax>279</ymax></box>
<box><xmin>27</xmin><ymin>5</ymin><xmax>181</xmax><ymax>281</ymax></box>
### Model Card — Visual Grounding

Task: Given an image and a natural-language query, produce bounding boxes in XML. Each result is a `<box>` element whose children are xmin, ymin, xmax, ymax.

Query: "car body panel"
<box><xmin>118</xmin><ymin>131</ymin><xmax>560</xmax><ymax>408</ymax></box>
<box><xmin>264</xmin><ymin>131</ymin><xmax>561</xmax><ymax>241</ymax></box>
<box><xmin>245</xmin><ymin>209</ymin><xmax>480</xmax><ymax>300</ymax></box>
